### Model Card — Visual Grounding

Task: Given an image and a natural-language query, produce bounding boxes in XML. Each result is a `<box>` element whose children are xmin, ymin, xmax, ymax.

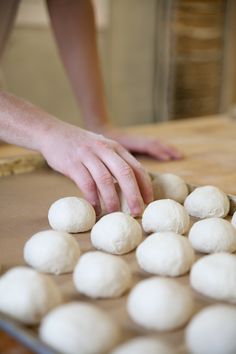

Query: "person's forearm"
<box><xmin>47</xmin><ymin>0</ymin><xmax>109</xmax><ymax>131</ymax></box>
<box><xmin>0</xmin><ymin>90</ymin><xmax>59</xmax><ymax>151</ymax></box>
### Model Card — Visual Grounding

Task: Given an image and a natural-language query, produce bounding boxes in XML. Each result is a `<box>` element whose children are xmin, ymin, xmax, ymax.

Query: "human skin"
<box><xmin>0</xmin><ymin>90</ymin><xmax>153</xmax><ymax>216</ymax></box>
<box><xmin>47</xmin><ymin>0</ymin><xmax>182</xmax><ymax>161</ymax></box>
<box><xmin>0</xmin><ymin>0</ymin><xmax>182</xmax><ymax>216</ymax></box>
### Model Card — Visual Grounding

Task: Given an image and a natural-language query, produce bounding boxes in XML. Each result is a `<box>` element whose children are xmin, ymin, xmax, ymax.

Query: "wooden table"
<box><xmin>0</xmin><ymin>114</ymin><xmax>236</xmax><ymax>353</ymax></box>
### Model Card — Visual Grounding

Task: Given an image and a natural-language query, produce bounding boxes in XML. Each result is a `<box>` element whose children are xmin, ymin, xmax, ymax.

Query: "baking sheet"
<box><xmin>0</xmin><ymin>168</ymin><xmax>232</xmax><ymax>354</ymax></box>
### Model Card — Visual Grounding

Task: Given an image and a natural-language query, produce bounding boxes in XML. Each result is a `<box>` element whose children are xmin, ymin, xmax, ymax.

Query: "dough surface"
<box><xmin>142</xmin><ymin>199</ymin><xmax>190</xmax><ymax>235</ymax></box>
<box><xmin>127</xmin><ymin>277</ymin><xmax>193</xmax><ymax>331</ymax></box>
<box><xmin>24</xmin><ymin>230</ymin><xmax>81</xmax><ymax>274</ymax></box>
<box><xmin>152</xmin><ymin>173</ymin><xmax>188</xmax><ymax>204</ymax></box>
<box><xmin>48</xmin><ymin>196</ymin><xmax>96</xmax><ymax>233</ymax></box>
<box><xmin>91</xmin><ymin>212</ymin><xmax>142</xmax><ymax>254</ymax></box>
<box><xmin>0</xmin><ymin>267</ymin><xmax>62</xmax><ymax>324</ymax></box>
<box><xmin>40</xmin><ymin>302</ymin><xmax>120</xmax><ymax>354</ymax></box>
<box><xmin>73</xmin><ymin>251</ymin><xmax>132</xmax><ymax>298</ymax></box>
<box><xmin>186</xmin><ymin>305</ymin><xmax>236</xmax><ymax>354</ymax></box>
<box><xmin>188</xmin><ymin>217</ymin><xmax>236</xmax><ymax>253</ymax></box>
<box><xmin>190</xmin><ymin>253</ymin><xmax>236</xmax><ymax>303</ymax></box>
<box><xmin>184</xmin><ymin>185</ymin><xmax>229</xmax><ymax>218</ymax></box>
<box><xmin>111</xmin><ymin>337</ymin><xmax>174</xmax><ymax>354</ymax></box>
<box><xmin>136</xmin><ymin>232</ymin><xmax>195</xmax><ymax>276</ymax></box>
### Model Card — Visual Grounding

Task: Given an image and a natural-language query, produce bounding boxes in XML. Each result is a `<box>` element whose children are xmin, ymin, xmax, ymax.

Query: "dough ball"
<box><xmin>232</xmin><ymin>211</ymin><xmax>236</xmax><ymax>228</ymax></box>
<box><xmin>136</xmin><ymin>232</ymin><xmax>195</xmax><ymax>277</ymax></box>
<box><xmin>24</xmin><ymin>230</ymin><xmax>81</xmax><ymax>275</ymax></box>
<box><xmin>188</xmin><ymin>217</ymin><xmax>236</xmax><ymax>254</ymax></box>
<box><xmin>111</xmin><ymin>337</ymin><xmax>174</xmax><ymax>354</ymax></box>
<box><xmin>184</xmin><ymin>186</ymin><xmax>230</xmax><ymax>219</ymax></box>
<box><xmin>73</xmin><ymin>251</ymin><xmax>132</xmax><ymax>298</ymax></box>
<box><xmin>40</xmin><ymin>302</ymin><xmax>120</xmax><ymax>354</ymax></box>
<box><xmin>48</xmin><ymin>196</ymin><xmax>96</xmax><ymax>233</ymax></box>
<box><xmin>91</xmin><ymin>212</ymin><xmax>142</xmax><ymax>255</ymax></box>
<box><xmin>190</xmin><ymin>253</ymin><xmax>236</xmax><ymax>303</ymax></box>
<box><xmin>142</xmin><ymin>199</ymin><xmax>190</xmax><ymax>235</ymax></box>
<box><xmin>127</xmin><ymin>277</ymin><xmax>193</xmax><ymax>331</ymax></box>
<box><xmin>186</xmin><ymin>305</ymin><xmax>236</xmax><ymax>354</ymax></box>
<box><xmin>0</xmin><ymin>267</ymin><xmax>62</xmax><ymax>325</ymax></box>
<box><xmin>152</xmin><ymin>173</ymin><xmax>188</xmax><ymax>204</ymax></box>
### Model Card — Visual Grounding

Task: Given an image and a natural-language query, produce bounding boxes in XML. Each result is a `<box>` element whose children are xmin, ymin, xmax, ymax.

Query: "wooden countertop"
<box><xmin>0</xmin><ymin>114</ymin><xmax>236</xmax><ymax>353</ymax></box>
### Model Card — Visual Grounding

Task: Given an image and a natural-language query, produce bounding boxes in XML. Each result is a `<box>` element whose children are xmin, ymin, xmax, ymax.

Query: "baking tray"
<box><xmin>0</xmin><ymin>162</ymin><xmax>235</xmax><ymax>354</ymax></box>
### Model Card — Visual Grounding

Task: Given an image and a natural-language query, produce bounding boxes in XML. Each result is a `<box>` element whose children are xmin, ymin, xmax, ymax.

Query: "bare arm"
<box><xmin>47</xmin><ymin>0</ymin><xmax>182</xmax><ymax>161</ymax></box>
<box><xmin>47</xmin><ymin>0</ymin><xmax>108</xmax><ymax>131</ymax></box>
<box><xmin>0</xmin><ymin>90</ymin><xmax>153</xmax><ymax>215</ymax></box>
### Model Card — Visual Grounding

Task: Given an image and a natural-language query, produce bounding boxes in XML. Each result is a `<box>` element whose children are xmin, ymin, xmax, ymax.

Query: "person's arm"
<box><xmin>46</xmin><ymin>0</ymin><xmax>182</xmax><ymax>161</ymax></box>
<box><xmin>0</xmin><ymin>90</ymin><xmax>153</xmax><ymax>215</ymax></box>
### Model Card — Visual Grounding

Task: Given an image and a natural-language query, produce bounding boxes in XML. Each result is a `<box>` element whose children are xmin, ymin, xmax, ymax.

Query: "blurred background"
<box><xmin>0</xmin><ymin>0</ymin><xmax>236</xmax><ymax>127</ymax></box>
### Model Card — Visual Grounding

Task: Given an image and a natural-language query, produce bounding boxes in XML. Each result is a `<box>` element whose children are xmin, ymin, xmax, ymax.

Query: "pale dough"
<box><xmin>142</xmin><ymin>199</ymin><xmax>190</xmax><ymax>235</ymax></box>
<box><xmin>152</xmin><ymin>173</ymin><xmax>188</xmax><ymax>204</ymax></box>
<box><xmin>48</xmin><ymin>196</ymin><xmax>96</xmax><ymax>233</ymax></box>
<box><xmin>190</xmin><ymin>253</ymin><xmax>236</xmax><ymax>303</ymax></box>
<box><xmin>24</xmin><ymin>230</ymin><xmax>81</xmax><ymax>274</ymax></box>
<box><xmin>188</xmin><ymin>217</ymin><xmax>236</xmax><ymax>253</ymax></box>
<box><xmin>40</xmin><ymin>302</ymin><xmax>120</xmax><ymax>354</ymax></box>
<box><xmin>73</xmin><ymin>251</ymin><xmax>132</xmax><ymax>298</ymax></box>
<box><xmin>91</xmin><ymin>212</ymin><xmax>142</xmax><ymax>255</ymax></box>
<box><xmin>184</xmin><ymin>185</ymin><xmax>230</xmax><ymax>218</ymax></box>
<box><xmin>111</xmin><ymin>337</ymin><xmax>174</xmax><ymax>354</ymax></box>
<box><xmin>232</xmin><ymin>210</ymin><xmax>236</xmax><ymax>228</ymax></box>
<box><xmin>127</xmin><ymin>277</ymin><xmax>193</xmax><ymax>331</ymax></box>
<box><xmin>136</xmin><ymin>232</ymin><xmax>195</xmax><ymax>277</ymax></box>
<box><xmin>186</xmin><ymin>305</ymin><xmax>236</xmax><ymax>354</ymax></box>
<box><xmin>0</xmin><ymin>267</ymin><xmax>62</xmax><ymax>325</ymax></box>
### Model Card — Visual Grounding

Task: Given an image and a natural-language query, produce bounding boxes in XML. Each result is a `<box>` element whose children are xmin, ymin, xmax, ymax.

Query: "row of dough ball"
<box><xmin>2</xmin><ymin>237</ymin><xmax>236</xmax><ymax>351</ymax></box>
<box><xmin>0</xmin><ymin>266</ymin><xmax>174</xmax><ymax>354</ymax></box>
<box><xmin>47</xmin><ymin>172</ymin><xmax>190</xmax><ymax>234</ymax></box>
<box><xmin>1</xmin><ymin>264</ymin><xmax>235</xmax><ymax>354</ymax></box>
<box><xmin>48</xmin><ymin>187</ymin><xmax>229</xmax><ymax>238</ymax></box>
<box><xmin>40</xmin><ymin>298</ymin><xmax>236</xmax><ymax>354</ymax></box>
<box><xmin>22</xmin><ymin>224</ymin><xmax>236</xmax><ymax>304</ymax></box>
<box><xmin>45</xmin><ymin>185</ymin><xmax>234</xmax><ymax>263</ymax></box>
<box><xmin>0</xmin><ymin>268</ymin><xmax>182</xmax><ymax>353</ymax></box>
<box><xmin>40</xmin><ymin>301</ymin><xmax>236</xmax><ymax>354</ymax></box>
<box><xmin>23</xmin><ymin>226</ymin><xmax>193</xmax><ymax>284</ymax></box>
<box><xmin>24</xmin><ymin>212</ymin><xmax>236</xmax><ymax>282</ymax></box>
<box><xmin>47</xmin><ymin>179</ymin><xmax>232</xmax><ymax>237</ymax></box>
<box><xmin>40</xmin><ymin>277</ymin><xmax>236</xmax><ymax>354</ymax></box>
<box><xmin>92</xmin><ymin>203</ymin><xmax>236</xmax><ymax>257</ymax></box>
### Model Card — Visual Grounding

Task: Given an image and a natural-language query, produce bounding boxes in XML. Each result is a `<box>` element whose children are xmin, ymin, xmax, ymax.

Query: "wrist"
<box><xmin>35</xmin><ymin>116</ymin><xmax>65</xmax><ymax>154</ymax></box>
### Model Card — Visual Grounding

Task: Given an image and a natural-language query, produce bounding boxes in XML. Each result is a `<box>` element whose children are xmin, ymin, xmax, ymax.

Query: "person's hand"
<box><xmin>100</xmin><ymin>126</ymin><xmax>183</xmax><ymax>161</ymax></box>
<box><xmin>40</xmin><ymin>121</ymin><xmax>153</xmax><ymax>216</ymax></box>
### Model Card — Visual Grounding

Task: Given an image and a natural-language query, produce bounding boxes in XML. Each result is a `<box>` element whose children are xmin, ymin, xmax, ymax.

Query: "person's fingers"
<box><xmin>155</xmin><ymin>142</ymin><xmax>183</xmax><ymax>160</ymax></box>
<box><xmin>81</xmin><ymin>152</ymin><xmax>120</xmax><ymax>213</ymax></box>
<box><xmin>67</xmin><ymin>162</ymin><xmax>101</xmax><ymax>215</ymax></box>
<box><xmin>148</xmin><ymin>148</ymin><xmax>172</xmax><ymax>161</ymax></box>
<box><xmin>96</xmin><ymin>147</ymin><xmax>144</xmax><ymax>216</ymax></box>
<box><xmin>115</xmin><ymin>144</ymin><xmax>153</xmax><ymax>204</ymax></box>
<box><xmin>113</xmin><ymin>134</ymin><xmax>183</xmax><ymax>160</ymax></box>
